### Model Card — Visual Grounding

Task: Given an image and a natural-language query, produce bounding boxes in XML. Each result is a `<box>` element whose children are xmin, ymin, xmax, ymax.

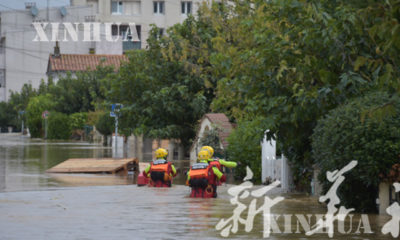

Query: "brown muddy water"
<box><xmin>0</xmin><ymin>135</ymin><xmax>393</xmax><ymax>239</ymax></box>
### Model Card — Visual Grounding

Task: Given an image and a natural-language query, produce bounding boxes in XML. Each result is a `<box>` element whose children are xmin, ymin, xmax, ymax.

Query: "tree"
<box><xmin>106</xmin><ymin>25</ymin><xmax>213</xmax><ymax>148</ymax></box>
<box><xmin>0</xmin><ymin>102</ymin><xmax>17</xmax><ymax>131</ymax></box>
<box><xmin>206</xmin><ymin>0</ymin><xmax>400</xmax><ymax>186</ymax></box>
<box><xmin>70</xmin><ymin>112</ymin><xmax>88</xmax><ymax>130</ymax></box>
<box><xmin>95</xmin><ymin>112</ymin><xmax>114</xmax><ymax>137</ymax></box>
<box><xmin>226</xmin><ymin>116</ymin><xmax>272</xmax><ymax>183</ymax></box>
<box><xmin>26</xmin><ymin>94</ymin><xmax>55</xmax><ymax>138</ymax></box>
<box><xmin>8</xmin><ymin>83</ymin><xmax>37</xmax><ymax>112</ymax></box>
<box><xmin>50</xmin><ymin>66</ymin><xmax>114</xmax><ymax>115</ymax></box>
<box><xmin>47</xmin><ymin>112</ymin><xmax>71</xmax><ymax>140</ymax></box>
<box><xmin>312</xmin><ymin>91</ymin><xmax>400</xmax><ymax>212</ymax></box>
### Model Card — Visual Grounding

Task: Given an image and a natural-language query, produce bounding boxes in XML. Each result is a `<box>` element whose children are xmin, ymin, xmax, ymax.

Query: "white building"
<box><xmin>0</xmin><ymin>0</ymin><xmax>208</xmax><ymax>102</ymax></box>
<box><xmin>70</xmin><ymin>0</ymin><xmax>205</xmax><ymax>50</ymax></box>
<box><xmin>0</xmin><ymin>3</ymin><xmax>122</xmax><ymax>102</ymax></box>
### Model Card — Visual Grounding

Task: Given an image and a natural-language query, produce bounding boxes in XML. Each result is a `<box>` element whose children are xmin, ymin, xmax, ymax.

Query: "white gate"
<box><xmin>261</xmin><ymin>131</ymin><xmax>292</xmax><ymax>191</ymax></box>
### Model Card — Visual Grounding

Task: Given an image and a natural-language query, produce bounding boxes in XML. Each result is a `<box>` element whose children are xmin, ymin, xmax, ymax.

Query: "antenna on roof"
<box><xmin>60</xmin><ymin>6</ymin><xmax>67</xmax><ymax>17</ymax></box>
<box><xmin>46</xmin><ymin>0</ymin><xmax>49</xmax><ymax>21</ymax></box>
<box><xmin>30</xmin><ymin>5</ymin><xmax>38</xmax><ymax>17</ymax></box>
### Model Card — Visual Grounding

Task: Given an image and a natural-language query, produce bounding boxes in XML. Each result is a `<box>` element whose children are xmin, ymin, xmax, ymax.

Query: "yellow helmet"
<box><xmin>201</xmin><ymin>146</ymin><xmax>214</xmax><ymax>158</ymax></box>
<box><xmin>198</xmin><ymin>150</ymin><xmax>210</xmax><ymax>161</ymax></box>
<box><xmin>155</xmin><ymin>148</ymin><xmax>168</xmax><ymax>159</ymax></box>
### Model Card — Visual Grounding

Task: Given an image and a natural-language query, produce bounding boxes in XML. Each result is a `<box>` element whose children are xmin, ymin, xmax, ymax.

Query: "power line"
<box><xmin>0</xmin><ymin>3</ymin><xmax>19</xmax><ymax>11</ymax></box>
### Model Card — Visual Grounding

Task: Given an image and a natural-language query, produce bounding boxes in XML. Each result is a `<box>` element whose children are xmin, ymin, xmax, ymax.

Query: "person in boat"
<box><xmin>143</xmin><ymin>148</ymin><xmax>177</xmax><ymax>187</ymax></box>
<box><xmin>187</xmin><ymin>150</ymin><xmax>226</xmax><ymax>198</ymax></box>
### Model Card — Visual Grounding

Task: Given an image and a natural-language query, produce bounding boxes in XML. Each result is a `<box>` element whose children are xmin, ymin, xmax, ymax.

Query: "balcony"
<box><xmin>0</xmin><ymin>53</ymin><xmax>5</xmax><ymax>69</ymax></box>
<box><xmin>122</xmin><ymin>41</ymin><xmax>141</xmax><ymax>52</ymax></box>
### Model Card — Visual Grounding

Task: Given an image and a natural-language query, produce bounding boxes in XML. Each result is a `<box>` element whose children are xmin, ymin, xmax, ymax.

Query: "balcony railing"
<box><xmin>123</xmin><ymin>41</ymin><xmax>141</xmax><ymax>51</ymax></box>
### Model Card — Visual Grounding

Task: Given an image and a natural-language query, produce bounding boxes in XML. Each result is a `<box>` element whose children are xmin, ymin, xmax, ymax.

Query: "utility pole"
<box><xmin>115</xmin><ymin>114</ymin><xmax>118</xmax><ymax>151</ymax></box>
<box><xmin>19</xmin><ymin>110</ymin><xmax>25</xmax><ymax>135</ymax></box>
<box><xmin>47</xmin><ymin>0</ymin><xmax>49</xmax><ymax>21</ymax></box>
<box><xmin>42</xmin><ymin>110</ymin><xmax>49</xmax><ymax>139</ymax></box>
<box><xmin>111</xmin><ymin>104</ymin><xmax>123</xmax><ymax>158</ymax></box>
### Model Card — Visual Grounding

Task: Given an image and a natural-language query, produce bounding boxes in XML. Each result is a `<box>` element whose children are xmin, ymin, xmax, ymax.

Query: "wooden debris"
<box><xmin>46</xmin><ymin>158</ymin><xmax>138</xmax><ymax>174</ymax></box>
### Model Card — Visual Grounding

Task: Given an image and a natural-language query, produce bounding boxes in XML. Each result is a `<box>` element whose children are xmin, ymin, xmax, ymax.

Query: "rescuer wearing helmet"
<box><xmin>200</xmin><ymin>146</ymin><xmax>237</xmax><ymax>168</ymax></box>
<box><xmin>143</xmin><ymin>148</ymin><xmax>177</xmax><ymax>187</ymax></box>
<box><xmin>186</xmin><ymin>150</ymin><xmax>226</xmax><ymax>198</ymax></box>
<box><xmin>200</xmin><ymin>146</ymin><xmax>237</xmax><ymax>186</ymax></box>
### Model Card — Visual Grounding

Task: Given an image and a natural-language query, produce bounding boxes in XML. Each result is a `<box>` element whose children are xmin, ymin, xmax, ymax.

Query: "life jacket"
<box><xmin>189</xmin><ymin>162</ymin><xmax>216</xmax><ymax>188</ymax></box>
<box><xmin>208</xmin><ymin>160</ymin><xmax>223</xmax><ymax>186</ymax></box>
<box><xmin>149</xmin><ymin>159</ymin><xmax>172</xmax><ymax>184</ymax></box>
<box><xmin>208</xmin><ymin>160</ymin><xmax>222</xmax><ymax>171</ymax></box>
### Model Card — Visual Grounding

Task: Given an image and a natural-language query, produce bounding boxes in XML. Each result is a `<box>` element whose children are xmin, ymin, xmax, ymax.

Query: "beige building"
<box><xmin>70</xmin><ymin>0</ymin><xmax>205</xmax><ymax>51</ymax></box>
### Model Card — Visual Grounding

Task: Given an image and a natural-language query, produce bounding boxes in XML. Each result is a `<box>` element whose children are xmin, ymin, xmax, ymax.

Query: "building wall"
<box><xmin>0</xmin><ymin>0</ymin><xmax>209</xmax><ymax>101</ymax></box>
<box><xmin>0</xmin><ymin>5</ymin><xmax>122</xmax><ymax>101</ymax></box>
<box><xmin>71</xmin><ymin>0</ymin><xmax>205</xmax><ymax>49</ymax></box>
<box><xmin>190</xmin><ymin>118</ymin><xmax>211</xmax><ymax>164</ymax></box>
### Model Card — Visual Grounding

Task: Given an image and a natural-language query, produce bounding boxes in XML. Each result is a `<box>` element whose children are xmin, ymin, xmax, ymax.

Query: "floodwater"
<box><xmin>0</xmin><ymin>135</ymin><xmax>394</xmax><ymax>239</ymax></box>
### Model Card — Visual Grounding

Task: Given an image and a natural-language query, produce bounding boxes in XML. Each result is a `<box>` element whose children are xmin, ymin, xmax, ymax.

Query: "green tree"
<box><xmin>107</xmin><ymin>25</ymin><xmax>212</xmax><ymax>148</ymax></box>
<box><xmin>50</xmin><ymin>66</ymin><xmax>114</xmax><ymax>115</ymax></box>
<box><xmin>312</xmin><ymin>91</ymin><xmax>400</xmax><ymax>212</ymax></box>
<box><xmin>0</xmin><ymin>102</ymin><xmax>17</xmax><ymax>131</ymax></box>
<box><xmin>26</xmin><ymin>94</ymin><xmax>55</xmax><ymax>138</ymax></box>
<box><xmin>205</xmin><ymin>0</ymin><xmax>400</xmax><ymax>186</ymax></box>
<box><xmin>47</xmin><ymin>112</ymin><xmax>71</xmax><ymax>139</ymax></box>
<box><xmin>95</xmin><ymin>112</ymin><xmax>114</xmax><ymax>136</ymax></box>
<box><xmin>70</xmin><ymin>112</ymin><xmax>88</xmax><ymax>130</ymax></box>
<box><xmin>226</xmin><ymin>116</ymin><xmax>272</xmax><ymax>183</ymax></box>
<box><xmin>8</xmin><ymin>83</ymin><xmax>37</xmax><ymax>112</ymax></box>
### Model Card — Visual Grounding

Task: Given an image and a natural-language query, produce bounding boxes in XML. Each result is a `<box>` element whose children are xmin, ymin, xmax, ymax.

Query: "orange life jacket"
<box><xmin>209</xmin><ymin>160</ymin><xmax>222</xmax><ymax>171</ymax></box>
<box><xmin>189</xmin><ymin>163</ymin><xmax>216</xmax><ymax>186</ymax></box>
<box><xmin>149</xmin><ymin>159</ymin><xmax>173</xmax><ymax>185</ymax></box>
<box><xmin>150</xmin><ymin>159</ymin><xmax>171</xmax><ymax>174</ymax></box>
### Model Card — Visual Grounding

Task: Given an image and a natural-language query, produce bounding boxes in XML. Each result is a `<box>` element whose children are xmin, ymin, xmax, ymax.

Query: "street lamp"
<box><xmin>110</xmin><ymin>104</ymin><xmax>123</xmax><ymax>157</ymax></box>
<box><xmin>18</xmin><ymin>110</ymin><xmax>25</xmax><ymax>135</ymax></box>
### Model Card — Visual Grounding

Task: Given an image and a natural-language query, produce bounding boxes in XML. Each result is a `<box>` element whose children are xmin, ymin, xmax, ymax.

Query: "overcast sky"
<box><xmin>0</xmin><ymin>0</ymin><xmax>70</xmax><ymax>11</ymax></box>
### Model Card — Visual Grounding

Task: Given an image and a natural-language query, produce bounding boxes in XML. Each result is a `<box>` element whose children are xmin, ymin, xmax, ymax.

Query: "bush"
<box><xmin>47</xmin><ymin>112</ymin><xmax>71</xmax><ymax>139</ymax></box>
<box><xmin>26</xmin><ymin>94</ymin><xmax>55</xmax><ymax>138</ymax></box>
<box><xmin>0</xmin><ymin>102</ymin><xmax>18</xmax><ymax>131</ymax></box>
<box><xmin>226</xmin><ymin>116</ymin><xmax>271</xmax><ymax>183</ymax></box>
<box><xmin>95</xmin><ymin>112</ymin><xmax>114</xmax><ymax>136</ymax></box>
<box><xmin>70</xmin><ymin>112</ymin><xmax>88</xmax><ymax>130</ymax></box>
<box><xmin>312</xmin><ymin>91</ymin><xmax>400</xmax><ymax>212</ymax></box>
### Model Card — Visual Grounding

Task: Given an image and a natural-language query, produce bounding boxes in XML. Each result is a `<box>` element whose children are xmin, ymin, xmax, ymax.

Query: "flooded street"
<box><xmin>0</xmin><ymin>135</ymin><xmax>393</xmax><ymax>239</ymax></box>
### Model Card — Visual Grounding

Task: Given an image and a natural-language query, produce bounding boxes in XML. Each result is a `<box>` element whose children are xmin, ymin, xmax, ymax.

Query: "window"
<box><xmin>158</xmin><ymin>28</ymin><xmax>164</xmax><ymax>37</ymax></box>
<box><xmin>111</xmin><ymin>1</ymin><xmax>123</xmax><ymax>14</ymax></box>
<box><xmin>111</xmin><ymin>24</ymin><xmax>141</xmax><ymax>40</ymax></box>
<box><xmin>111</xmin><ymin>24</ymin><xmax>142</xmax><ymax>50</ymax></box>
<box><xmin>153</xmin><ymin>1</ymin><xmax>164</xmax><ymax>14</ymax></box>
<box><xmin>181</xmin><ymin>1</ymin><xmax>192</xmax><ymax>14</ymax></box>
<box><xmin>0</xmin><ymin>37</ymin><xmax>4</xmax><ymax>54</ymax></box>
<box><xmin>0</xmin><ymin>69</ymin><xmax>5</xmax><ymax>88</ymax></box>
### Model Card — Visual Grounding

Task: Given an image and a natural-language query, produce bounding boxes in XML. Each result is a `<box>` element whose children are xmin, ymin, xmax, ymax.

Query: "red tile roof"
<box><xmin>48</xmin><ymin>54</ymin><xmax>128</xmax><ymax>72</ymax></box>
<box><xmin>190</xmin><ymin>113</ymin><xmax>234</xmax><ymax>152</ymax></box>
<box><xmin>204</xmin><ymin>113</ymin><xmax>234</xmax><ymax>149</ymax></box>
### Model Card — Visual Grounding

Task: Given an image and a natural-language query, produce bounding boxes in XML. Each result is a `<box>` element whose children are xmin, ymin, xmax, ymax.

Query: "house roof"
<box><xmin>190</xmin><ymin>113</ymin><xmax>234</xmax><ymax>152</ymax></box>
<box><xmin>204</xmin><ymin>113</ymin><xmax>233</xmax><ymax>149</ymax></box>
<box><xmin>47</xmin><ymin>54</ymin><xmax>128</xmax><ymax>73</ymax></box>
